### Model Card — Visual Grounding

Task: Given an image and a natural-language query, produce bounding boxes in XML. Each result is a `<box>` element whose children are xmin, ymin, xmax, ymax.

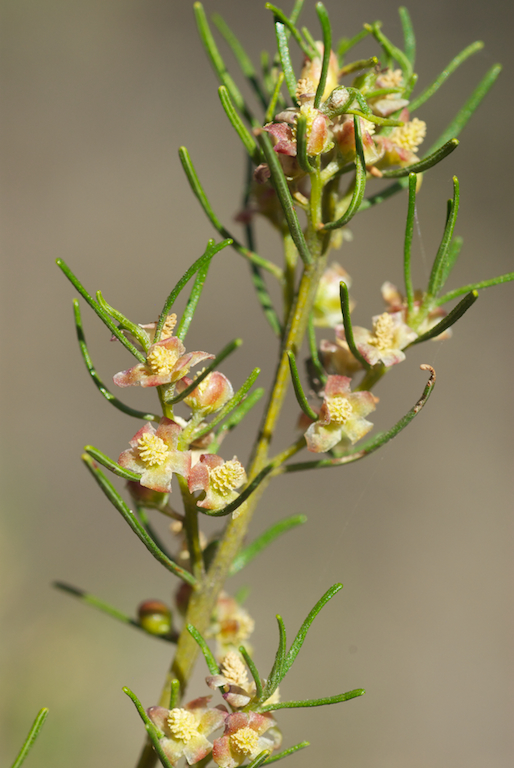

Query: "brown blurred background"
<box><xmin>1</xmin><ymin>0</ymin><xmax>513</xmax><ymax>766</ymax></box>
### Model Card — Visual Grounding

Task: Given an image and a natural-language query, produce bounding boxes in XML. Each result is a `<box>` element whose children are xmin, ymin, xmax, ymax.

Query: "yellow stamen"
<box><xmin>147</xmin><ymin>345</ymin><xmax>180</xmax><ymax>375</ymax></box>
<box><xmin>295</xmin><ymin>77</ymin><xmax>315</xmax><ymax>102</ymax></box>
<box><xmin>327</xmin><ymin>396</ymin><xmax>353</xmax><ymax>424</ymax></box>
<box><xmin>137</xmin><ymin>433</ymin><xmax>169</xmax><ymax>466</ymax></box>
<box><xmin>160</xmin><ymin>313</ymin><xmax>178</xmax><ymax>340</ymax></box>
<box><xmin>209</xmin><ymin>460</ymin><xmax>246</xmax><ymax>496</ymax></box>
<box><xmin>390</xmin><ymin>118</ymin><xmax>426</xmax><ymax>152</ymax></box>
<box><xmin>167</xmin><ymin>709</ymin><xmax>198</xmax><ymax>742</ymax></box>
<box><xmin>221</xmin><ymin>651</ymin><xmax>250</xmax><ymax>688</ymax></box>
<box><xmin>370</xmin><ymin>313</ymin><xmax>395</xmax><ymax>350</ymax></box>
<box><xmin>230</xmin><ymin>727</ymin><xmax>259</xmax><ymax>757</ymax></box>
<box><xmin>378</xmin><ymin>68</ymin><xmax>404</xmax><ymax>89</ymax></box>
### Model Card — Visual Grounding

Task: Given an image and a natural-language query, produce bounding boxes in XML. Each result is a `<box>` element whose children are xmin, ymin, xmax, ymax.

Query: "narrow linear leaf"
<box><xmin>9</xmin><ymin>708</ymin><xmax>49</xmax><ymax>768</ymax></box>
<box><xmin>296</xmin><ymin>114</ymin><xmax>315</xmax><ymax>173</ymax></box>
<box><xmin>249</xmin><ymin>263</ymin><xmax>283</xmax><ymax>337</ymax></box>
<box><xmin>365</xmin><ymin>22</ymin><xmax>412</xmax><ymax>80</ymax></box>
<box><xmin>56</xmin><ymin>259</ymin><xmax>146</xmax><ymax>363</ymax></box>
<box><xmin>73</xmin><ymin>300</ymin><xmax>160</xmax><ymax>422</ymax></box>
<box><xmin>314</xmin><ymin>3</ymin><xmax>332</xmax><ymax>109</ymax></box>
<box><xmin>193</xmin><ymin>367</ymin><xmax>261</xmax><ymax>442</ymax></box>
<box><xmin>166</xmin><ymin>338</ymin><xmax>242</xmax><ymax>405</ymax></box>
<box><xmin>169</xmin><ymin>679</ymin><xmax>181</xmax><ymax>710</ymax></box>
<box><xmin>259</xmin><ymin>688</ymin><xmax>365</xmax><ymax>712</ymax></box>
<box><xmin>230</xmin><ymin>514</ymin><xmax>308</xmax><ymax>575</ymax></box>
<box><xmin>322</xmin><ymin>117</ymin><xmax>366</xmax><ymax>231</ymax></box>
<box><xmin>282</xmin><ymin>584</ymin><xmax>343</xmax><ymax>677</ymax></box>
<box><xmin>135</xmin><ymin>505</ymin><xmax>176</xmax><ymax>562</ymax></box>
<box><xmin>260</xmin><ymin>615</ymin><xmax>287</xmax><ymax>701</ymax></box>
<box><xmin>381</xmin><ymin>138</ymin><xmax>459</xmax><ymax>178</ymax></box>
<box><xmin>435</xmin><ymin>271</ymin><xmax>514</xmax><ymax>305</ymax></box>
<box><xmin>123</xmin><ymin>687</ymin><xmax>173</xmax><ymax>768</ymax></box>
<box><xmin>83</xmin><ymin>455</ymin><xmax>196</xmax><ymax>585</ymax></box>
<box><xmin>240</xmin><ymin>646</ymin><xmax>264</xmax><ymax>701</ymax></box>
<box><xmin>218</xmin><ymin>86</ymin><xmax>262</xmax><ymax>164</ymax></box>
<box><xmin>404</xmin><ymin>173</ymin><xmax>417</xmax><ymax>314</ymax></box>
<box><xmin>265</xmin><ymin>71</ymin><xmax>285</xmax><ymax>123</ymax></box>
<box><xmin>282</xmin><ymin>365</ymin><xmax>437</xmax><ymax>472</ymax></box>
<box><xmin>358</xmin><ymin>179</ymin><xmax>407</xmax><ymax>213</ymax></box>
<box><xmin>339</xmin><ymin>56</ymin><xmax>379</xmax><ymax>77</ymax></box>
<box><xmin>212</xmin><ymin>13</ymin><xmax>268</xmax><ymax>110</ymax></box>
<box><xmin>398</xmin><ymin>7</ymin><xmax>416</xmax><ymax>67</ymax></box>
<box><xmin>84</xmin><ymin>445</ymin><xmax>140</xmax><ymax>482</ymax></box>
<box><xmin>345</xmin><ymin>109</ymin><xmax>403</xmax><ymax>127</ymax></box>
<box><xmin>96</xmin><ymin>291</ymin><xmax>150</xmax><ymax>351</ymax></box>
<box><xmin>265</xmin><ymin>4</ymin><xmax>315</xmax><ymax>58</ymax></box>
<box><xmin>438</xmin><ymin>236</ymin><xmax>464</xmax><ymax>289</ymax></box>
<box><xmin>338</xmin><ymin>281</ymin><xmax>370</xmax><ymax>369</ymax></box>
<box><xmin>53</xmin><ymin>581</ymin><xmax>176</xmax><ymax>642</ymax></box>
<box><xmin>409</xmin><ymin>41</ymin><xmax>484</xmax><ymax>112</ymax></box>
<box><xmin>175</xmin><ymin>260</ymin><xmax>211</xmax><ymax>342</ymax></box>
<box><xmin>290</xmin><ymin>0</ymin><xmax>305</xmax><ymax>26</ymax></box>
<box><xmin>307</xmin><ymin>316</ymin><xmax>328</xmax><ymax>386</ymax></box>
<box><xmin>178</xmin><ymin>147</ymin><xmax>282</xmax><ymax>279</ymax></box>
<box><xmin>211</xmin><ymin>387</ymin><xmax>265</xmax><ymax>452</ymax></box>
<box><xmin>187</xmin><ymin>624</ymin><xmax>219</xmax><ymax>674</ymax></box>
<box><xmin>274</xmin><ymin>20</ymin><xmax>298</xmax><ymax>102</ymax></box>
<box><xmin>262</xmin><ymin>742</ymin><xmax>310</xmax><ymax>764</ymax></box>
<box><xmin>248</xmin><ymin>751</ymin><xmax>271</xmax><ymax>768</ymax></box>
<box><xmin>427</xmin><ymin>176</ymin><xmax>460</xmax><ymax>296</ymax></box>
<box><xmin>287</xmin><ymin>351</ymin><xmax>318</xmax><ymax>421</ymax></box>
<box><xmin>410</xmin><ymin>291</ymin><xmax>478</xmax><ymax>344</ymax></box>
<box><xmin>336</xmin><ymin>27</ymin><xmax>371</xmax><ymax>63</ymax></box>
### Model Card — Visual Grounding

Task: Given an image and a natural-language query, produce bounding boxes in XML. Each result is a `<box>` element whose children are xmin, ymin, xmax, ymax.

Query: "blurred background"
<box><xmin>1</xmin><ymin>0</ymin><xmax>513</xmax><ymax>766</ymax></box>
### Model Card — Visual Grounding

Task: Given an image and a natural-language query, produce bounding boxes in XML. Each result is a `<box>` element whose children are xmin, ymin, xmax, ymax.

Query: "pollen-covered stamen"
<box><xmin>221</xmin><ymin>651</ymin><xmax>250</xmax><ymax>689</ymax></box>
<box><xmin>327</xmin><ymin>396</ymin><xmax>353</xmax><ymax>424</ymax></box>
<box><xmin>377</xmin><ymin>68</ymin><xmax>404</xmax><ymax>90</ymax></box>
<box><xmin>229</xmin><ymin>727</ymin><xmax>259</xmax><ymax>757</ymax></box>
<box><xmin>160</xmin><ymin>313</ymin><xmax>178</xmax><ymax>340</ymax></box>
<box><xmin>295</xmin><ymin>77</ymin><xmax>315</xmax><ymax>103</ymax></box>
<box><xmin>147</xmin><ymin>345</ymin><xmax>180</xmax><ymax>375</ymax></box>
<box><xmin>370</xmin><ymin>312</ymin><xmax>395</xmax><ymax>350</ymax></box>
<box><xmin>209</xmin><ymin>461</ymin><xmax>246</xmax><ymax>496</ymax></box>
<box><xmin>167</xmin><ymin>709</ymin><xmax>198</xmax><ymax>742</ymax></box>
<box><xmin>137</xmin><ymin>432</ymin><xmax>170</xmax><ymax>466</ymax></box>
<box><xmin>390</xmin><ymin>118</ymin><xmax>426</xmax><ymax>152</ymax></box>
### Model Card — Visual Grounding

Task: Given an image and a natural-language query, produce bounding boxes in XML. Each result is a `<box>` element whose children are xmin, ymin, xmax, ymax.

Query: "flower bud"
<box><xmin>137</xmin><ymin>599</ymin><xmax>172</xmax><ymax>635</ymax></box>
<box><xmin>126</xmin><ymin>481</ymin><xmax>168</xmax><ymax>509</ymax></box>
<box><xmin>176</xmin><ymin>371</ymin><xmax>233</xmax><ymax>415</ymax></box>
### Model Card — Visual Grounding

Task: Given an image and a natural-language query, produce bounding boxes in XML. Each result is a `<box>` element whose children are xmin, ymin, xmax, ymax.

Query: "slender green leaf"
<box><xmin>155</xmin><ymin>238</ymin><xmax>232</xmax><ymax>341</ymax></box>
<box><xmin>282</xmin><ymin>584</ymin><xmax>342</xmax><ymax>677</ymax></box>
<box><xmin>283</xmin><ymin>364</ymin><xmax>437</xmax><ymax>472</ymax></box>
<box><xmin>411</xmin><ymin>291</ymin><xmax>478</xmax><ymax>344</ymax></box>
<box><xmin>53</xmin><ymin>581</ymin><xmax>176</xmax><ymax>642</ymax></box>
<box><xmin>239</xmin><ymin>645</ymin><xmax>264</xmax><ymax>701</ymax></box>
<box><xmin>290</xmin><ymin>0</ymin><xmax>305</xmax><ymax>26</ymax></box>
<box><xmin>404</xmin><ymin>173</ymin><xmax>417</xmax><ymax>314</ymax></box>
<box><xmin>435</xmin><ymin>271</ymin><xmax>514</xmax><ymax>305</ymax></box>
<box><xmin>274</xmin><ymin>20</ymin><xmax>298</xmax><ymax>102</ymax></box>
<box><xmin>73</xmin><ymin>300</ymin><xmax>160</xmax><ymax>422</ymax></box>
<box><xmin>265</xmin><ymin>4</ymin><xmax>315</xmax><ymax>58</ymax></box>
<box><xmin>409</xmin><ymin>41</ymin><xmax>484</xmax><ymax>112</ymax></box>
<box><xmin>123</xmin><ymin>687</ymin><xmax>173</xmax><ymax>768</ymax></box>
<box><xmin>259</xmin><ymin>688</ymin><xmax>365</xmax><ymax>712</ymax></box>
<box><xmin>427</xmin><ymin>176</ymin><xmax>460</xmax><ymax>296</ymax></box>
<box><xmin>248</xmin><ymin>752</ymin><xmax>271</xmax><ymax>768</ymax></box>
<box><xmin>382</xmin><ymin>138</ymin><xmax>459</xmax><ymax>178</ymax></box>
<box><xmin>249</xmin><ymin>263</ymin><xmax>283</xmax><ymax>337</ymax></box>
<box><xmin>84</xmin><ymin>445</ymin><xmax>140</xmax><ymax>482</ymax></box>
<box><xmin>135</xmin><ymin>505</ymin><xmax>175</xmax><ymax>562</ymax></box>
<box><xmin>307</xmin><ymin>316</ymin><xmax>327</xmax><ymax>386</ymax></box>
<box><xmin>96</xmin><ymin>291</ymin><xmax>150</xmax><ymax>352</ymax></box>
<box><xmin>296</xmin><ymin>114</ymin><xmax>315</xmax><ymax>173</ymax></box>
<box><xmin>175</xmin><ymin>261</ymin><xmax>211</xmax><ymax>342</ymax></box>
<box><xmin>260</xmin><ymin>615</ymin><xmax>287</xmax><ymax>701</ymax></box>
<box><xmin>178</xmin><ymin>147</ymin><xmax>283</xmax><ymax>279</ymax></box>
<box><xmin>314</xmin><ymin>3</ymin><xmax>332</xmax><ymax>109</ymax></box>
<box><xmin>218</xmin><ymin>86</ymin><xmax>262</xmax><ymax>164</ymax></box>
<box><xmin>399</xmin><ymin>7</ymin><xmax>415</xmax><ymax>66</ymax></box>
<box><xmin>56</xmin><ymin>259</ymin><xmax>146</xmax><ymax>363</ymax></box>
<box><xmin>165</xmin><ymin>338</ymin><xmax>242</xmax><ymax>405</ymax></box>
<box><xmin>169</xmin><ymin>679</ymin><xmax>181</xmax><ymax>710</ymax></box>
<box><xmin>9</xmin><ymin>708</ymin><xmax>49</xmax><ymax>768</ymax></box>
<box><xmin>336</xmin><ymin>27</ymin><xmax>371</xmax><ymax>63</ymax></box>
<box><xmin>301</xmin><ymin>25</ymin><xmax>318</xmax><ymax>53</ymax></box>
<box><xmin>83</xmin><ymin>454</ymin><xmax>196</xmax><ymax>585</ymax></box>
<box><xmin>338</xmin><ymin>281</ymin><xmax>370</xmax><ymax>368</ymax></box>
<box><xmin>257</xmin><ymin>132</ymin><xmax>313</xmax><ymax>265</ymax></box>
<box><xmin>230</xmin><ymin>514</ymin><xmax>308</xmax><ymax>575</ymax></box>
<box><xmin>438</xmin><ymin>236</ymin><xmax>463</xmax><ymax>289</ymax></box>
<box><xmin>339</xmin><ymin>56</ymin><xmax>379</xmax><ymax>77</ymax></box>
<box><xmin>212</xmin><ymin>13</ymin><xmax>268</xmax><ymax>110</ymax></box>
<box><xmin>345</xmin><ymin>109</ymin><xmax>403</xmax><ymax>127</ymax></box>
<box><xmin>187</xmin><ymin>624</ymin><xmax>219</xmax><ymax>674</ymax></box>
<box><xmin>287</xmin><ymin>351</ymin><xmax>318</xmax><ymax>421</ymax></box>
<box><xmin>211</xmin><ymin>387</ymin><xmax>265</xmax><ymax>452</ymax></box>
<box><xmin>358</xmin><ymin>179</ymin><xmax>407</xmax><ymax>213</ymax></box>
<box><xmin>365</xmin><ymin>22</ymin><xmax>412</xmax><ymax>80</ymax></box>
<box><xmin>263</xmin><ymin>742</ymin><xmax>310</xmax><ymax>764</ymax></box>
<box><xmin>192</xmin><ymin>367</ymin><xmax>261</xmax><ymax>441</ymax></box>
<box><xmin>265</xmin><ymin>71</ymin><xmax>285</xmax><ymax>122</ymax></box>
<box><xmin>322</xmin><ymin>118</ymin><xmax>366</xmax><ymax>231</ymax></box>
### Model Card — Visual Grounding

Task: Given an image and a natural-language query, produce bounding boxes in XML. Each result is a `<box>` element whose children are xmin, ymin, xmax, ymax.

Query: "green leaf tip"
<box><xmin>9</xmin><ymin>708</ymin><xmax>49</xmax><ymax>768</ymax></box>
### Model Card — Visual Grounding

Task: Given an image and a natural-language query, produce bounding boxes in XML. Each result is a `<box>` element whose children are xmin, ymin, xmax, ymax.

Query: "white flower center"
<box><xmin>167</xmin><ymin>709</ymin><xmax>198</xmax><ymax>743</ymax></box>
<box><xmin>230</xmin><ymin>727</ymin><xmax>259</xmax><ymax>756</ymax></box>
<box><xmin>137</xmin><ymin>433</ymin><xmax>169</xmax><ymax>466</ymax></box>
<box><xmin>147</xmin><ymin>345</ymin><xmax>180</xmax><ymax>375</ymax></box>
<box><xmin>370</xmin><ymin>313</ymin><xmax>395</xmax><ymax>350</ymax></box>
<box><xmin>327</xmin><ymin>396</ymin><xmax>353</xmax><ymax>424</ymax></box>
<box><xmin>209</xmin><ymin>461</ymin><xmax>245</xmax><ymax>496</ymax></box>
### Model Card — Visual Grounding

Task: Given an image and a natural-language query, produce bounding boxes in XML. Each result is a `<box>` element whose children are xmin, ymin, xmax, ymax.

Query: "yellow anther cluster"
<box><xmin>390</xmin><ymin>118</ymin><xmax>426</xmax><ymax>152</ymax></box>
<box><xmin>147</xmin><ymin>345</ymin><xmax>179</xmax><ymax>375</ymax></box>
<box><xmin>167</xmin><ymin>709</ymin><xmax>198</xmax><ymax>743</ymax></box>
<box><xmin>137</xmin><ymin>433</ymin><xmax>170</xmax><ymax>466</ymax></box>
<box><xmin>230</xmin><ymin>727</ymin><xmax>259</xmax><ymax>756</ymax></box>
<box><xmin>209</xmin><ymin>460</ymin><xmax>245</xmax><ymax>495</ymax></box>
<box><xmin>160</xmin><ymin>313</ymin><xmax>178</xmax><ymax>340</ymax></box>
<box><xmin>327</xmin><ymin>396</ymin><xmax>353</xmax><ymax>424</ymax></box>
<box><xmin>378</xmin><ymin>68</ymin><xmax>404</xmax><ymax>90</ymax></box>
<box><xmin>295</xmin><ymin>77</ymin><xmax>315</xmax><ymax>102</ymax></box>
<box><xmin>221</xmin><ymin>651</ymin><xmax>250</xmax><ymax>688</ymax></box>
<box><xmin>370</xmin><ymin>313</ymin><xmax>395</xmax><ymax>350</ymax></box>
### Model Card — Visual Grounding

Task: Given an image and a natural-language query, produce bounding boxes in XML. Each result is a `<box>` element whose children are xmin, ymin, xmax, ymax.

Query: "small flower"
<box><xmin>212</xmin><ymin>712</ymin><xmax>282</xmax><ymax>768</ymax></box>
<box><xmin>206</xmin><ymin>651</ymin><xmax>281</xmax><ymax>710</ymax></box>
<box><xmin>381</xmin><ymin>281</ymin><xmax>452</xmax><ymax>339</ymax></box>
<box><xmin>118</xmin><ymin>418</ymin><xmax>191</xmax><ymax>493</ymax></box>
<box><xmin>113</xmin><ymin>335</ymin><xmax>214</xmax><ymax>388</ymax></box>
<box><xmin>313</xmin><ymin>262</ymin><xmax>354</xmax><ymax>327</ymax></box>
<box><xmin>188</xmin><ymin>455</ymin><xmax>247</xmax><ymax>514</ymax></box>
<box><xmin>176</xmin><ymin>371</ymin><xmax>233</xmax><ymax>415</ymax></box>
<box><xmin>305</xmin><ymin>375</ymin><xmax>377</xmax><ymax>453</ymax></box>
<box><xmin>320</xmin><ymin>329</ymin><xmax>363</xmax><ymax>377</ymax></box>
<box><xmin>209</xmin><ymin>593</ymin><xmax>255</xmax><ymax>659</ymax></box>
<box><xmin>349</xmin><ymin>311</ymin><xmax>418</xmax><ymax>366</ymax></box>
<box><xmin>332</xmin><ymin>115</ymin><xmax>384</xmax><ymax>167</ymax></box>
<box><xmin>147</xmin><ymin>697</ymin><xmax>227</xmax><ymax>766</ymax></box>
<box><xmin>375</xmin><ymin>112</ymin><xmax>426</xmax><ymax>169</ymax></box>
<box><xmin>112</xmin><ymin>313</ymin><xmax>178</xmax><ymax>350</ymax></box>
